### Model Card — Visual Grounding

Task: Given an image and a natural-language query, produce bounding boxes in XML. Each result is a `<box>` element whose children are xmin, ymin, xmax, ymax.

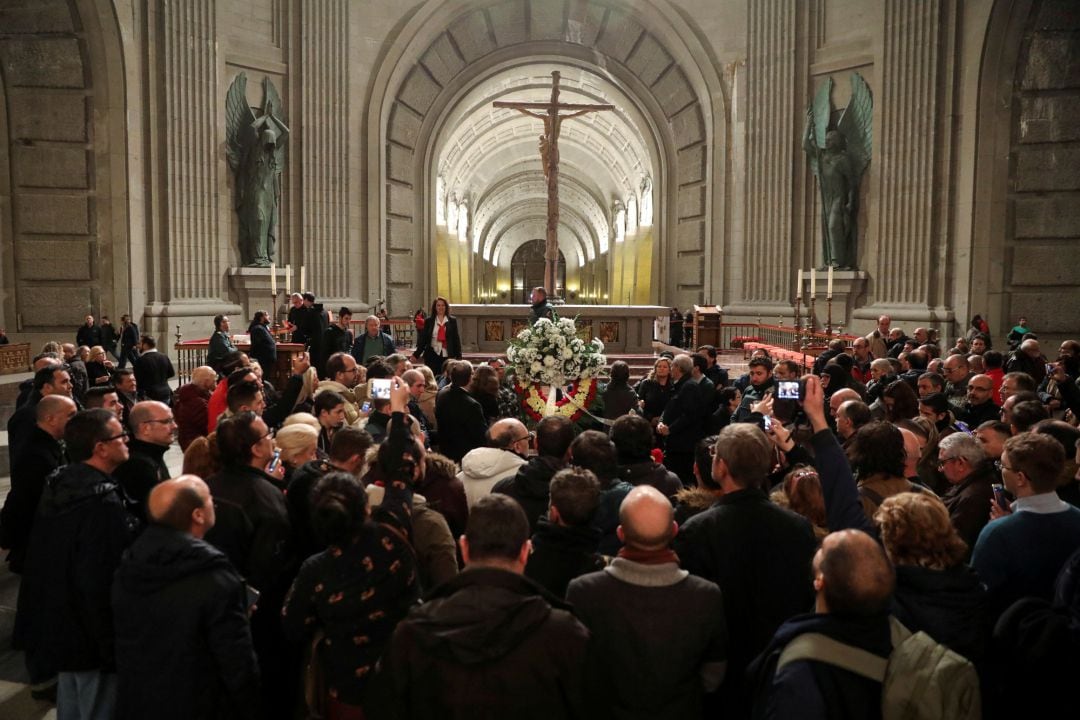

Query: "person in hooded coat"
<box><xmin>378</xmin><ymin>493</ymin><xmax>589</xmax><ymax>719</ymax></box>
<box><xmin>112</xmin><ymin>477</ymin><xmax>260</xmax><ymax>720</ymax></box>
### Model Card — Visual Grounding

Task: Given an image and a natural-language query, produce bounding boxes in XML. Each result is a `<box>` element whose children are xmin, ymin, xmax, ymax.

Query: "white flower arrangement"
<box><xmin>507</xmin><ymin>313</ymin><xmax>606</xmax><ymax>387</ymax></box>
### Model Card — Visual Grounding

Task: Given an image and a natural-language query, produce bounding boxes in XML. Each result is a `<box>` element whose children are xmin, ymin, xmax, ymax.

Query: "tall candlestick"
<box><xmin>270</xmin><ymin>263</ymin><xmax>277</xmax><ymax>295</ymax></box>
<box><xmin>299</xmin><ymin>266</ymin><xmax>306</xmax><ymax>294</ymax></box>
<box><xmin>809</xmin><ymin>269</ymin><xmax>816</xmax><ymax>298</ymax></box>
<box><xmin>796</xmin><ymin>269</ymin><xmax>803</xmax><ymax>301</ymax></box>
<box><xmin>285</xmin><ymin>264</ymin><xmax>292</xmax><ymax>297</ymax></box>
<box><xmin>827</xmin><ymin>266</ymin><xmax>834</xmax><ymax>299</ymax></box>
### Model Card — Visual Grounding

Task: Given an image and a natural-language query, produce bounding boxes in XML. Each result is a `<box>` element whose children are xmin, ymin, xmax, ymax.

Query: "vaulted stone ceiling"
<box><xmin>433</xmin><ymin>61</ymin><xmax>656</xmax><ymax>269</ymax></box>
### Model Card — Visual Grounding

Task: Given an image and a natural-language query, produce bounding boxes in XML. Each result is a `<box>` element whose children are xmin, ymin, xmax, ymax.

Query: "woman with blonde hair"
<box><xmin>417</xmin><ymin>364</ymin><xmax>439</xmax><ymax>431</ymax></box>
<box><xmin>274</xmin><ymin>423</ymin><xmax>319</xmax><ymax>488</ymax></box>
<box><xmin>635</xmin><ymin>356</ymin><xmax>674</xmax><ymax>426</ymax></box>
<box><xmin>86</xmin><ymin>345</ymin><xmax>114</xmax><ymax>386</ymax></box>
<box><xmin>874</xmin><ymin>492</ymin><xmax>989</xmax><ymax>664</ymax></box>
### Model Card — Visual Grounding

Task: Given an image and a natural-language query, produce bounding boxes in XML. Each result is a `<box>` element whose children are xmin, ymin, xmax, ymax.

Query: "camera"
<box><xmin>370</xmin><ymin>378</ymin><xmax>392</xmax><ymax>400</ymax></box>
<box><xmin>773</xmin><ymin>379</ymin><xmax>805</xmax><ymax>424</ymax></box>
<box><xmin>776</xmin><ymin>380</ymin><xmax>804</xmax><ymax>401</ymax></box>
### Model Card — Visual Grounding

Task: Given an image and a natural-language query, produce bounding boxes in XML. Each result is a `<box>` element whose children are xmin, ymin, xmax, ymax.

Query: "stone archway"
<box><xmin>0</xmin><ymin>0</ymin><xmax>129</xmax><ymax>343</ymax></box>
<box><xmin>367</xmin><ymin>0</ymin><xmax>726</xmax><ymax>313</ymax></box>
<box><xmin>972</xmin><ymin>0</ymin><xmax>1080</xmax><ymax>342</ymax></box>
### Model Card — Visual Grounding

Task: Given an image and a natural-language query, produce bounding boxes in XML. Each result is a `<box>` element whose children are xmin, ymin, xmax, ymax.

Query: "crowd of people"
<box><xmin>1</xmin><ymin>300</ymin><xmax>1079</xmax><ymax>719</ymax></box>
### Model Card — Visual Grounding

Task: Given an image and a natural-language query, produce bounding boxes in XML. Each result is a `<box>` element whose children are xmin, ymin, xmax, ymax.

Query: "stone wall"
<box><xmin>1005</xmin><ymin>0</ymin><xmax>1080</xmax><ymax>339</ymax></box>
<box><xmin>0</xmin><ymin>0</ymin><xmax>103</xmax><ymax>332</ymax></box>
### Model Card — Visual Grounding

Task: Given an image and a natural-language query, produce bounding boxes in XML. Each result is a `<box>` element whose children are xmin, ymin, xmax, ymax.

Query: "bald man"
<box><xmin>829</xmin><ymin>388</ymin><xmax>860</xmax><ymax>419</ymax></box>
<box><xmin>752</xmin><ymin>529</ymin><xmax>895</xmax><ymax>718</ymax></box>
<box><xmin>113</xmin><ymin>476</ymin><xmax>260</xmax><ymax>718</ymax></box>
<box><xmin>457</xmin><ymin>417</ymin><xmax>530</xmax><ymax>507</ymax></box>
<box><xmin>0</xmin><ymin>395</ymin><xmax>78</xmax><ymax>572</ymax></box>
<box><xmin>959</xmin><ymin>373</ymin><xmax>1000</xmax><ymax>427</ymax></box>
<box><xmin>176</xmin><ymin>365</ymin><xmax>217</xmax><ymax>451</ymax></box>
<box><xmin>113</xmin><ymin>400</ymin><xmax>176</xmax><ymax>520</ymax></box>
<box><xmin>567</xmin><ymin>485</ymin><xmax>728</xmax><ymax>718</ymax></box>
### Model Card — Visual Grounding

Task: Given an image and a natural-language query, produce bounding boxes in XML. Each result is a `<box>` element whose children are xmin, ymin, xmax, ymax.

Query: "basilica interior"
<box><xmin>0</xmin><ymin>0</ymin><xmax>1076</xmax><ymax>346</ymax></box>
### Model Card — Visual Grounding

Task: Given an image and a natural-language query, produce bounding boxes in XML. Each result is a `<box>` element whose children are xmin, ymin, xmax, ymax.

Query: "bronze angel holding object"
<box><xmin>803</xmin><ymin>73</ymin><xmax>872</xmax><ymax>270</ymax></box>
<box><xmin>226</xmin><ymin>73</ymin><xmax>289</xmax><ymax>267</ymax></box>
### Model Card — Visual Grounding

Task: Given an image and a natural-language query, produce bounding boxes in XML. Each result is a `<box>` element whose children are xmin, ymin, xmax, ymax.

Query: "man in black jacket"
<box><xmin>118</xmin><ymin>314</ymin><xmax>140</xmax><ymax>369</ymax></box>
<box><xmin>0</xmin><ymin>395</ymin><xmax>76</xmax><ymax>572</ymax></box>
<box><xmin>657</xmin><ymin>354</ymin><xmax>704</xmax><ymax>485</ymax></box>
<box><xmin>492</xmin><ymin>414</ymin><xmax>574</xmax><ymax>533</ymax></box>
<box><xmin>76</xmin><ymin>314</ymin><xmax>102</xmax><ymax>349</ymax></box>
<box><xmin>113</xmin><ymin>400</ymin><xmax>175</xmax><ymax>521</ymax></box>
<box><xmin>381</xmin><ymin>493</ymin><xmax>589</xmax><ymax>717</ymax></box>
<box><xmin>206</xmin><ymin>411</ymin><xmax>294</xmax><ymax>712</ymax></box>
<box><xmin>113</xmin><ymin>475</ymin><xmax>261</xmax><ymax>719</ymax></box>
<box><xmin>672</xmin><ymin>423</ymin><xmax>818</xmax><ymax>716</ymax></box>
<box><xmin>321</xmin><ymin>307</ymin><xmax>354</xmax><ymax>377</ymax></box>
<box><xmin>133</xmin><ymin>334</ymin><xmax>175</xmax><ymax>403</ymax></box>
<box><xmin>7</xmin><ymin>364</ymin><xmax>74</xmax><ymax>460</ymax></box>
<box><xmin>611</xmin><ymin>413</ymin><xmax>684</xmax><ymax>498</ymax></box>
<box><xmin>524</xmin><ymin>467</ymin><xmax>605</xmax><ymax>598</ymax></box>
<box><xmin>206</xmin><ymin>315</ymin><xmax>237</xmax><ymax>373</ymax></box>
<box><xmin>14</xmin><ymin>409</ymin><xmax>140</xmax><ymax>717</ymax></box>
<box><xmin>434</xmin><ymin>360</ymin><xmax>488</xmax><ymax>463</ymax></box>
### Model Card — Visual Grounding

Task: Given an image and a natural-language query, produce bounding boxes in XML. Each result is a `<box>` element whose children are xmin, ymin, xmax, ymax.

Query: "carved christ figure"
<box><xmin>494</xmin><ymin>71</ymin><xmax>613</xmax><ymax>296</ymax></box>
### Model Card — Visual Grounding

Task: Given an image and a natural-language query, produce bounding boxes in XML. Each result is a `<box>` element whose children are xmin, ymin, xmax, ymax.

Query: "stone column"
<box><xmin>300</xmin><ymin>0</ymin><xmax>351</xmax><ymax>301</ymax></box>
<box><xmin>869</xmin><ymin>0</ymin><xmax>945</xmax><ymax>308</ymax></box>
<box><xmin>160</xmin><ymin>0</ymin><xmax>222</xmax><ymax>301</ymax></box>
<box><xmin>740</xmin><ymin>0</ymin><xmax>797</xmax><ymax>309</ymax></box>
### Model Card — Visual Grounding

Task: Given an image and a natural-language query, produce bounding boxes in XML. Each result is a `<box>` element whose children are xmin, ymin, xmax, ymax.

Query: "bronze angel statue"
<box><xmin>803</xmin><ymin>73</ymin><xmax>872</xmax><ymax>270</ymax></box>
<box><xmin>225</xmin><ymin>73</ymin><xmax>289</xmax><ymax>267</ymax></box>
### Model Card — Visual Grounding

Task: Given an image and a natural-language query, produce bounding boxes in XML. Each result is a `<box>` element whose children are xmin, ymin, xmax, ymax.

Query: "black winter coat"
<box><xmin>524</xmin><ymin>520</ymin><xmax>605</xmax><ymax>598</ymax></box>
<box><xmin>247</xmin><ymin>322</ymin><xmax>277</xmax><ymax>372</ymax></box>
<box><xmin>112</xmin><ymin>438</ymin><xmax>171</xmax><ymax>522</ymax></box>
<box><xmin>112</xmin><ymin>525</ymin><xmax>260</xmax><ymax>720</ymax></box>
<box><xmin>492</xmin><ymin>455</ymin><xmax>565</xmax><ymax>534</ymax></box>
<box><xmin>616</xmin><ymin>460</ymin><xmax>683</xmax><ymax>498</ymax></box>
<box><xmin>435</xmin><ymin>385</ymin><xmax>488</xmax><ymax>463</ymax></box>
<box><xmin>661</xmin><ymin>375</ymin><xmax>704</xmax><ymax>453</ymax></box>
<box><xmin>14</xmin><ymin>463</ymin><xmax>140</xmax><ymax>676</ymax></box>
<box><xmin>379</xmin><ymin>567</ymin><xmax>590</xmax><ymax>719</ymax></box>
<box><xmin>205</xmin><ymin>464</ymin><xmax>293</xmax><ymax>596</ymax></box>
<box><xmin>673</xmin><ymin>488</ymin><xmax>817</xmax><ymax>713</ymax></box>
<box><xmin>0</xmin><ymin>426</ymin><xmax>65</xmax><ymax>572</ymax></box>
<box><xmin>891</xmin><ymin>564</ymin><xmax>990</xmax><ymax>666</ymax></box>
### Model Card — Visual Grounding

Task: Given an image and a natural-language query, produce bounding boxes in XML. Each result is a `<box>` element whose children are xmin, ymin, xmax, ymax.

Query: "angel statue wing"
<box><xmin>225</xmin><ymin>72</ymin><xmax>257</xmax><ymax>172</ymax></box>
<box><xmin>261</xmin><ymin>77</ymin><xmax>290</xmax><ymax>167</ymax></box>
<box><xmin>803</xmin><ymin>77</ymin><xmax>834</xmax><ymax>178</ymax></box>
<box><xmin>836</xmin><ymin>72</ymin><xmax>873</xmax><ymax>176</ymax></box>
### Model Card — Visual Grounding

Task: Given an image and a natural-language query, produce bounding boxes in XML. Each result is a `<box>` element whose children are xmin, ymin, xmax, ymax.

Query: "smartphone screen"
<box><xmin>776</xmin><ymin>381</ymin><xmax>800</xmax><ymax>400</ymax></box>
<box><xmin>370</xmin><ymin>378</ymin><xmax>392</xmax><ymax>399</ymax></box>
<box><xmin>361</xmin><ymin>401</ymin><xmax>371</xmax><ymax>412</ymax></box>
<box><xmin>763</xmin><ymin>415</ymin><xmax>773</xmax><ymax>431</ymax></box>
<box><xmin>992</xmin><ymin>483</ymin><xmax>1007</xmax><ymax>508</ymax></box>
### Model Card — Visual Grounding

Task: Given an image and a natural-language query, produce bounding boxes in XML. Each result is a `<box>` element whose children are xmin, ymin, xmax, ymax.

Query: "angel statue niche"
<box><xmin>225</xmin><ymin>73</ymin><xmax>289</xmax><ymax>267</ymax></box>
<box><xmin>803</xmin><ymin>72</ymin><xmax>872</xmax><ymax>270</ymax></box>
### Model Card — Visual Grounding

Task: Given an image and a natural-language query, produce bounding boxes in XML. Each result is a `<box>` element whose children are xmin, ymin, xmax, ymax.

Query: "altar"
<box><xmin>451</xmin><ymin>304</ymin><xmax>669</xmax><ymax>354</ymax></box>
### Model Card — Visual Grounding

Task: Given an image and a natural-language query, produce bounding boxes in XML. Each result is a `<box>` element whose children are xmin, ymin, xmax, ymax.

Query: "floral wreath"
<box><xmin>506</xmin><ymin>311</ymin><xmax>606</xmax><ymax>421</ymax></box>
<box><xmin>516</xmin><ymin>377</ymin><xmax>599</xmax><ymax>422</ymax></box>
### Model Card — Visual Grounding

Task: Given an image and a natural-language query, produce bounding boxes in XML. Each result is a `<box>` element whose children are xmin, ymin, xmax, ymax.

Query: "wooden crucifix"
<box><xmin>494</xmin><ymin>71</ymin><xmax>614</xmax><ymax>298</ymax></box>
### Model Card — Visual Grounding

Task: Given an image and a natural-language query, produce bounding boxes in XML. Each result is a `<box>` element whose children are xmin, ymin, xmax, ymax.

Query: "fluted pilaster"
<box><xmin>162</xmin><ymin>0</ymin><xmax>220</xmax><ymax>299</ymax></box>
<box><xmin>300</xmin><ymin>0</ymin><xmax>349</xmax><ymax>298</ymax></box>
<box><xmin>744</xmin><ymin>0</ymin><xmax>796</xmax><ymax>303</ymax></box>
<box><xmin>875</xmin><ymin>0</ymin><xmax>942</xmax><ymax>304</ymax></box>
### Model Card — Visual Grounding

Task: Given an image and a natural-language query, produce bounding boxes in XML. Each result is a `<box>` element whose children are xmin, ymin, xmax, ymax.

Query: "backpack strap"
<box><xmin>858</xmin><ymin>485</ymin><xmax>886</xmax><ymax>508</ymax></box>
<box><xmin>776</xmin><ymin>632</ymin><xmax>888</xmax><ymax>683</ymax></box>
